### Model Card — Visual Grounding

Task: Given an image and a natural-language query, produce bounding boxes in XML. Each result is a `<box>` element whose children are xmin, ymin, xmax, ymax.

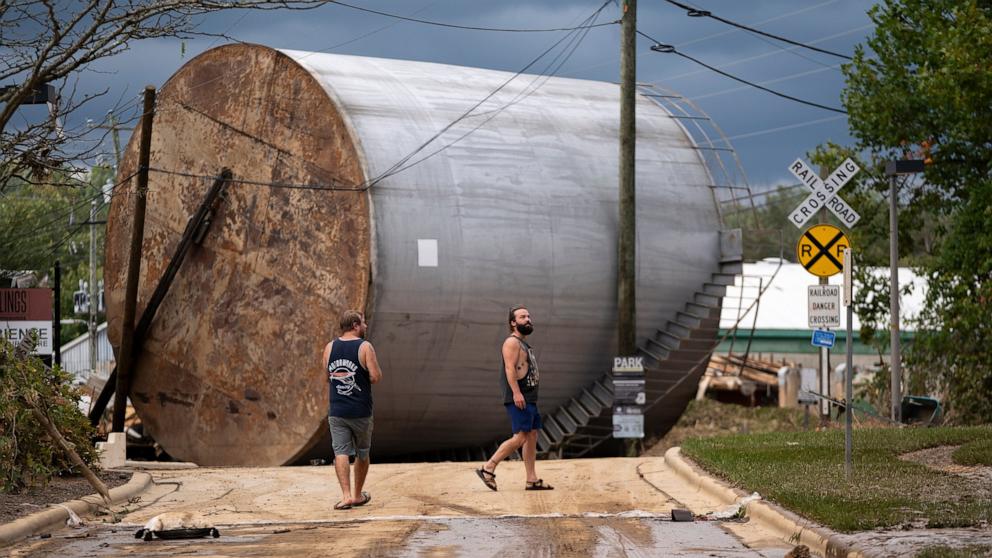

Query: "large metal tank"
<box><xmin>105</xmin><ymin>44</ymin><xmax>722</xmax><ymax>466</ymax></box>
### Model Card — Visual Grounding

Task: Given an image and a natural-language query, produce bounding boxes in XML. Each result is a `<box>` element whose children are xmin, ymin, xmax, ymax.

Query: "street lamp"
<box><xmin>0</xmin><ymin>83</ymin><xmax>56</xmax><ymax>105</ymax></box>
<box><xmin>883</xmin><ymin>159</ymin><xmax>925</xmax><ymax>423</ymax></box>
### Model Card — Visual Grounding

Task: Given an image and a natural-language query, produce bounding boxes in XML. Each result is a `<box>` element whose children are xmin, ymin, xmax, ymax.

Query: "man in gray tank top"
<box><xmin>475</xmin><ymin>305</ymin><xmax>554</xmax><ymax>491</ymax></box>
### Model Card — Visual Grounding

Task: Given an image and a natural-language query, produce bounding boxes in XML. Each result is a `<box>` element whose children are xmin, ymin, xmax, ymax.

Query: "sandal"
<box><xmin>475</xmin><ymin>468</ymin><xmax>497</xmax><ymax>491</ymax></box>
<box><xmin>526</xmin><ymin>479</ymin><xmax>554</xmax><ymax>491</ymax></box>
<box><xmin>352</xmin><ymin>491</ymin><xmax>372</xmax><ymax>507</ymax></box>
<box><xmin>333</xmin><ymin>501</ymin><xmax>352</xmax><ymax>510</ymax></box>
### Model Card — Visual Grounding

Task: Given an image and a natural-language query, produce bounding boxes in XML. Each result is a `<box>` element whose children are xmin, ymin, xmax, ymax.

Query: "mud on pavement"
<box><xmin>6</xmin><ymin>458</ymin><xmax>791</xmax><ymax>557</ymax></box>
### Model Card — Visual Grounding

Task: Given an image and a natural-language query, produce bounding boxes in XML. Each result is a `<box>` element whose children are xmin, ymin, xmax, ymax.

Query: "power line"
<box><xmin>155</xmin><ymin>2</ymin><xmax>613</xmax><ymax>197</ymax></box>
<box><xmin>692</xmin><ymin>64</ymin><xmax>841</xmax><ymax>101</ymax></box>
<box><xmin>367</xmin><ymin>0</ymin><xmax>614</xmax><ymax>188</ymax></box>
<box><xmin>105</xmin><ymin>3</ymin><xmax>619</xmax><ymax>162</ymax></box>
<box><xmin>44</xmin><ymin>197</ymin><xmax>111</xmax><ymax>258</ymax></box>
<box><xmin>304</xmin><ymin>1</ymin><xmax>441</xmax><ymax>54</ymax></box>
<box><xmin>325</xmin><ymin>0</ymin><xmax>619</xmax><ymax>33</ymax></box>
<box><xmin>0</xmin><ymin>170</ymin><xmax>138</xmax><ymax>251</ymax></box>
<box><xmin>675</xmin><ymin>0</ymin><xmax>842</xmax><ymax>49</ymax></box>
<box><xmin>722</xmin><ymin>115</ymin><xmax>846</xmax><ymax>142</ymax></box>
<box><xmin>638</xmin><ymin>30</ymin><xmax>847</xmax><ymax>114</ymax></box>
<box><xmin>378</xmin><ymin>3</ymin><xmax>607</xmax><ymax>181</ymax></box>
<box><xmin>661</xmin><ymin>0</ymin><xmax>853</xmax><ymax>60</ymax></box>
<box><xmin>149</xmin><ymin>5</ymin><xmax>608</xmax><ymax>195</ymax></box>
<box><xmin>658</xmin><ymin>25</ymin><xmax>870</xmax><ymax>83</ymax></box>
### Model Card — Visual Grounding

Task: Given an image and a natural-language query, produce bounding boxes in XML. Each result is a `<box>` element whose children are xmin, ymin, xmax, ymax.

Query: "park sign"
<box><xmin>612</xmin><ymin>355</ymin><xmax>645</xmax><ymax>439</ymax></box>
<box><xmin>787</xmin><ymin>158</ymin><xmax>861</xmax><ymax>228</ymax></box>
<box><xmin>0</xmin><ymin>288</ymin><xmax>54</xmax><ymax>355</ymax></box>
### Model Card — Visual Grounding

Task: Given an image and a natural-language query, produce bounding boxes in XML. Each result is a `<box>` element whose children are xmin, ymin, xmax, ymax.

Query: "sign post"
<box><xmin>612</xmin><ymin>356</ymin><xmax>645</xmax><ymax>447</ymax></box>
<box><xmin>843</xmin><ymin>248</ymin><xmax>854</xmax><ymax>479</ymax></box>
<box><xmin>788</xmin><ymin>156</ymin><xmax>860</xmax><ymax>426</ymax></box>
<box><xmin>798</xmin><ymin>367</ymin><xmax>817</xmax><ymax>429</ymax></box>
<box><xmin>798</xmin><ymin>223</ymin><xmax>848</xmax><ymax>423</ymax></box>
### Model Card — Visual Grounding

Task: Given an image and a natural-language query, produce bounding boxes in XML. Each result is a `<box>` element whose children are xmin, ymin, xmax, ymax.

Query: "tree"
<box><xmin>840</xmin><ymin>0</ymin><xmax>992</xmax><ymax>423</ymax></box>
<box><xmin>1</xmin><ymin>0</ymin><xmax>327</xmax><ymax>191</ymax></box>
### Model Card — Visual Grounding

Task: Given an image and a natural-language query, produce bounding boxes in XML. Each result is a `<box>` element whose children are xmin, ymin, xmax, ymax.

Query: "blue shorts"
<box><xmin>505</xmin><ymin>402</ymin><xmax>542</xmax><ymax>433</ymax></box>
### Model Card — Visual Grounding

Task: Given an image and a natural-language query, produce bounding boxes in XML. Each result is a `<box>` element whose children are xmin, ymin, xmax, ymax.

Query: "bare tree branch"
<box><xmin>1</xmin><ymin>0</ymin><xmax>331</xmax><ymax>191</ymax></box>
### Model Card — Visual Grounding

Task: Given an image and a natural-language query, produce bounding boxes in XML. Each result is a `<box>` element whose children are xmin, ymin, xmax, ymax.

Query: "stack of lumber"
<box><xmin>697</xmin><ymin>353</ymin><xmax>784</xmax><ymax>400</ymax></box>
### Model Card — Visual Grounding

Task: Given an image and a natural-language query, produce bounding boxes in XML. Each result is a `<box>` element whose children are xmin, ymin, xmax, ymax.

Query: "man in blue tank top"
<box><xmin>475</xmin><ymin>305</ymin><xmax>554</xmax><ymax>492</ymax></box>
<box><xmin>322</xmin><ymin>310</ymin><xmax>383</xmax><ymax>510</ymax></box>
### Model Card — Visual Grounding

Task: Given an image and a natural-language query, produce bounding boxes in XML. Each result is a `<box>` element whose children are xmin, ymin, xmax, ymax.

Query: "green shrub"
<box><xmin>0</xmin><ymin>336</ymin><xmax>99</xmax><ymax>493</ymax></box>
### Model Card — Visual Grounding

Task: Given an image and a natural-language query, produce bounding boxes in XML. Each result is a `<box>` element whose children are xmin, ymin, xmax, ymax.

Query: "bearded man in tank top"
<box><xmin>323</xmin><ymin>310</ymin><xmax>383</xmax><ymax>510</ymax></box>
<box><xmin>475</xmin><ymin>305</ymin><xmax>554</xmax><ymax>492</ymax></box>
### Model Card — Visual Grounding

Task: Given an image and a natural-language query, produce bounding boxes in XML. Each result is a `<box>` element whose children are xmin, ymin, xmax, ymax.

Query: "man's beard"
<box><xmin>515</xmin><ymin>323</ymin><xmax>534</xmax><ymax>335</ymax></box>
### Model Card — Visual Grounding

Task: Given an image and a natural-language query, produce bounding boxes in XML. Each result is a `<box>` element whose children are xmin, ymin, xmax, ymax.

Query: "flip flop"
<box><xmin>333</xmin><ymin>501</ymin><xmax>352</xmax><ymax>510</ymax></box>
<box><xmin>352</xmin><ymin>491</ymin><xmax>372</xmax><ymax>507</ymax></box>
<box><xmin>475</xmin><ymin>468</ymin><xmax>497</xmax><ymax>491</ymax></box>
<box><xmin>525</xmin><ymin>479</ymin><xmax>554</xmax><ymax>491</ymax></box>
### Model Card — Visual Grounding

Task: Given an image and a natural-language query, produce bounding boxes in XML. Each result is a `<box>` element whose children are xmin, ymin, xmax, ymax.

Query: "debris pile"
<box><xmin>697</xmin><ymin>354</ymin><xmax>787</xmax><ymax>406</ymax></box>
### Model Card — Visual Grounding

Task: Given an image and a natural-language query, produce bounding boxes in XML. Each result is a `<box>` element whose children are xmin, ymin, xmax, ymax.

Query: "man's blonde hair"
<box><xmin>339</xmin><ymin>310</ymin><xmax>364</xmax><ymax>334</ymax></box>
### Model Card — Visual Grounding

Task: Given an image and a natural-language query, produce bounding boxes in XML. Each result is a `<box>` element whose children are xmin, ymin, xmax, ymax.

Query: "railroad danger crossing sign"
<box><xmin>797</xmin><ymin>224</ymin><xmax>850</xmax><ymax>278</ymax></box>
<box><xmin>787</xmin><ymin>158</ymin><xmax>861</xmax><ymax>228</ymax></box>
<box><xmin>808</xmin><ymin>285</ymin><xmax>841</xmax><ymax>328</ymax></box>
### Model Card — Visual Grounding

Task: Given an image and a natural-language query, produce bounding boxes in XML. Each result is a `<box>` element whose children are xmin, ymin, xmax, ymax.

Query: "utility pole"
<box><xmin>109</xmin><ymin>114</ymin><xmax>123</xmax><ymax>169</ymax></box>
<box><xmin>53</xmin><ymin>261</ymin><xmax>61</xmax><ymax>367</ymax></box>
<box><xmin>89</xmin><ymin>200</ymin><xmax>98</xmax><ymax>381</ymax></box>
<box><xmin>113</xmin><ymin>86</ymin><xmax>155</xmax><ymax>433</ymax></box>
<box><xmin>618</xmin><ymin>0</ymin><xmax>637</xmax><ymax>356</ymax></box>
<box><xmin>90</xmin><ymin>112</ymin><xmax>130</xmax><ymax>169</ymax></box>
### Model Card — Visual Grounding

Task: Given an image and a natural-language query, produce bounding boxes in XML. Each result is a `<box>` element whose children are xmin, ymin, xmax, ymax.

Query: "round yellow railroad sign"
<box><xmin>796</xmin><ymin>224</ymin><xmax>850</xmax><ymax>277</ymax></box>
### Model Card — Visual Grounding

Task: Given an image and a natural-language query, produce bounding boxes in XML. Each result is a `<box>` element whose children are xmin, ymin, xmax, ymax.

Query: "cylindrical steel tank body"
<box><xmin>105</xmin><ymin>44</ymin><xmax>722</xmax><ymax>466</ymax></box>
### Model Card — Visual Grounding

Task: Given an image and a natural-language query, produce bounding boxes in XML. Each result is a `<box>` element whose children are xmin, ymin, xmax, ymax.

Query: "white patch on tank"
<box><xmin>418</xmin><ymin>238</ymin><xmax>438</xmax><ymax>267</ymax></box>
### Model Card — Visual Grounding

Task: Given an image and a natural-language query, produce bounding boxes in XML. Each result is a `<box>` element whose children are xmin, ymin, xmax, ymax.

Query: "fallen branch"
<box><xmin>26</xmin><ymin>401</ymin><xmax>111</xmax><ymax>504</ymax></box>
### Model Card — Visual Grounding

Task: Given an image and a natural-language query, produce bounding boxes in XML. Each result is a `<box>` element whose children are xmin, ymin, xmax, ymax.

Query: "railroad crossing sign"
<box><xmin>797</xmin><ymin>224</ymin><xmax>849</xmax><ymax>277</ymax></box>
<box><xmin>787</xmin><ymin>158</ymin><xmax>861</xmax><ymax>228</ymax></box>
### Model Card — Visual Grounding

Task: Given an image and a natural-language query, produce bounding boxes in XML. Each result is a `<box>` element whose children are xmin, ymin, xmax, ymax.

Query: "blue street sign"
<box><xmin>811</xmin><ymin>329</ymin><xmax>836</xmax><ymax>348</ymax></box>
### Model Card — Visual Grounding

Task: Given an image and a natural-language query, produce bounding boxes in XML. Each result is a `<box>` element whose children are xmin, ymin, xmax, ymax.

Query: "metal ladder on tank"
<box><xmin>534</xmin><ymin>247</ymin><xmax>744</xmax><ymax>459</ymax></box>
<box><xmin>531</xmin><ymin>83</ymin><xmax>761</xmax><ymax>459</ymax></box>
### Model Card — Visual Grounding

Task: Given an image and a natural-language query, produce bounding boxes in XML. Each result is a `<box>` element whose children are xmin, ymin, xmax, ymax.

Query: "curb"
<box><xmin>664</xmin><ymin>447</ymin><xmax>870</xmax><ymax>558</ymax></box>
<box><xmin>0</xmin><ymin>471</ymin><xmax>153</xmax><ymax>548</ymax></box>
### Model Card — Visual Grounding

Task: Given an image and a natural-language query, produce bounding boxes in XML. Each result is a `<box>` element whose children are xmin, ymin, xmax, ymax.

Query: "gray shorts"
<box><xmin>328</xmin><ymin>415</ymin><xmax>373</xmax><ymax>460</ymax></box>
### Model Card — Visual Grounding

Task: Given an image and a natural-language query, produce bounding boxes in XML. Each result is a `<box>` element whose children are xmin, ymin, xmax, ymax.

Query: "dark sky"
<box><xmin>73</xmin><ymin>0</ymin><xmax>876</xmax><ymax>188</ymax></box>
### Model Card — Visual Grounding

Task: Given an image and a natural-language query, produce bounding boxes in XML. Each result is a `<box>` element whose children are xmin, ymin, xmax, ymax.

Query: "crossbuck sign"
<box><xmin>788</xmin><ymin>158</ymin><xmax>861</xmax><ymax>228</ymax></box>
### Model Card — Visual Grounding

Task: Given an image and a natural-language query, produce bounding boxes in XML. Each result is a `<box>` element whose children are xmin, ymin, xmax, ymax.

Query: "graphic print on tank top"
<box><xmin>328</xmin><ymin>357</ymin><xmax>362</xmax><ymax>396</ymax></box>
<box><xmin>523</xmin><ymin>345</ymin><xmax>539</xmax><ymax>388</ymax></box>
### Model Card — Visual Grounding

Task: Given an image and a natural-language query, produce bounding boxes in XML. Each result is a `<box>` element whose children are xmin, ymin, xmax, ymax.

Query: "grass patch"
<box><xmin>644</xmin><ymin>398</ymin><xmax>806</xmax><ymax>455</ymax></box>
<box><xmin>681</xmin><ymin>426</ymin><xmax>992</xmax><ymax>532</ymax></box>
<box><xmin>915</xmin><ymin>545</ymin><xmax>992</xmax><ymax>558</ymax></box>
<box><xmin>953</xmin><ymin>438</ymin><xmax>992</xmax><ymax>466</ymax></box>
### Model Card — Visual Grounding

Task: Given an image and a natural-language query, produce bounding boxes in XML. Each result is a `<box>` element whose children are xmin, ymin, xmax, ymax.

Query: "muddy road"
<box><xmin>7</xmin><ymin>458</ymin><xmax>791</xmax><ymax>557</ymax></box>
